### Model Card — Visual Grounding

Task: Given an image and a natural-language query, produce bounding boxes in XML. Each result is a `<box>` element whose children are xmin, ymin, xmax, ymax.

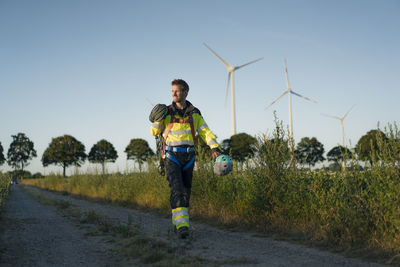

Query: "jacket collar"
<box><xmin>171</xmin><ymin>100</ymin><xmax>194</xmax><ymax>115</ymax></box>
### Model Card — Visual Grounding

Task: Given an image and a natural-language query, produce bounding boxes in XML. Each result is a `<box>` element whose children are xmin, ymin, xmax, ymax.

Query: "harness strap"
<box><xmin>165</xmin><ymin>146</ymin><xmax>195</xmax><ymax>153</ymax></box>
<box><xmin>188</xmin><ymin>117</ymin><xmax>196</xmax><ymax>146</ymax></box>
<box><xmin>165</xmin><ymin>152</ymin><xmax>182</xmax><ymax>167</ymax></box>
<box><xmin>165</xmin><ymin>152</ymin><xmax>195</xmax><ymax>171</ymax></box>
<box><xmin>162</xmin><ymin>122</ymin><xmax>174</xmax><ymax>157</ymax></box>
<box><xmin>183</xmin><ymin>156</ymin><xmax>195</xmax><ymax>171</ymax></box>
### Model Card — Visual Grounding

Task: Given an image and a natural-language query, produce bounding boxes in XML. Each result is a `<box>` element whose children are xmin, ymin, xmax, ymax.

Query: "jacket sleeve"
<box><xmin>194</xmin><ymin>113</ymin><xmax>220</xmax><ymax>149</ymax></box>
<box><xmin>150</xmin><ymin>120</ymin><xmax>165</xmax><ymax>136</ymax></box>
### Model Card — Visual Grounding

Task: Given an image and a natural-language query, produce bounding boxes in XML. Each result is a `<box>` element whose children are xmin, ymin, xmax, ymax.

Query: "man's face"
<box><xmin>172</xmin><ymin>84</ymin><xmax>188</xmax><ymax>103</ymax></box>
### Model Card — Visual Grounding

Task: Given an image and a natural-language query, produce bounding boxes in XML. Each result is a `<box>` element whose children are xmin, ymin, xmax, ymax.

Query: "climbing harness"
<box><xmin>165</xmin><ymin>146</ymin><xmax>196</xmax><ymax>171</ymax></box>
<box><xmin>162</xmin><ymin>112</ymin><xmax>196</xmax><ymax>171</ymax></box>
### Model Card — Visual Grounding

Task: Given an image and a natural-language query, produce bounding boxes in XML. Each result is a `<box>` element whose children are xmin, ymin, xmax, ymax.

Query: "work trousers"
<box><xmin>165</xmin><ymin>151</ymin><xmax>195</xmax><ymax>209</ymax></box>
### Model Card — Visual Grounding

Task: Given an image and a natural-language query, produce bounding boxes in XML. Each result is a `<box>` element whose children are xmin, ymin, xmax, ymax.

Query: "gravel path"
<box><xmin>0</xmin><ymin>185</ymin><xmax>116</xmax><ymax>267</ymax></box>
<box><xmin>6</xmin><ymin>184</ymin><xmax>384</xmax><ymax>267</ymax></box>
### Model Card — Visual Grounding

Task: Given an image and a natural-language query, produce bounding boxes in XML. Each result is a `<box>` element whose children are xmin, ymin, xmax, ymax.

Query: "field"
<box><xmin>23</xmin><ymin>123</ymin><xmax>400</xmax><ymax>261</ymax></box>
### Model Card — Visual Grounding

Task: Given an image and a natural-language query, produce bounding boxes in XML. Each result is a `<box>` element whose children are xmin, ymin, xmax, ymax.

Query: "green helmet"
<box><xmin>149</xmin><ymin>104</ymin><xmax>168</xmax><ymax>123</ymax></box>
<box><xmin>214</xmin><ymin>154</ymin><xmax>233</xmax><ymax>176</ymax></box>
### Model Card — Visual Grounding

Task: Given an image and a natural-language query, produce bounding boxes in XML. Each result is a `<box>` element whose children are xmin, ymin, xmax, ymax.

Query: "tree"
<box><xmin>42</xmin><ymin>135</ymin><xmax>86</xmax><ymax>177</ymax></box>
<box><xmin>229</xmin><ymin>133</ymin><xmax>257</xmax><ymax>162</ymax></box>
<box><xmin>88</xmin><ymin>139</ymin><xmax>118</xmax><ymax>175</ymax></box>
<box><xmin>294</xmin><ymin>137</ymin><xmax>325</xmax><ymax>168</ymax></box>
<box><xmin>220</xmin><ymin>139</ymin><xmax>231</xmax><ymax>155</ymax></box>
<box><xmin>0</xmin><ymin>142</ymin><xmax>5</xmax><ymax>167</ymax></box>
<box><xmin>356</xmin><ymin>129</ymin><xmax>388</xmax><ymax>166</ymax></box>
<box><xmin>7</xmin><ymin>133</ymin><xmax>37</xmax><ymax>172</ymax></box>
<box><xmin>125</xmin><ymin>138</ymin><xmax>154</xmax><ymax>172</ymax></box>
<box><xmin>327</xmin><ymin>146</ymin><xmax>353</xmax><ymax>164</ymax></box>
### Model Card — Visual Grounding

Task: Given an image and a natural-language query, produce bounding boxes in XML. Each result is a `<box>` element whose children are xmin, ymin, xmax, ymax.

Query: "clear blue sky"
<box><xmin>1</xmin><ymin>0</ymin><xmax>399</xmax><ymax>174</ymax></box>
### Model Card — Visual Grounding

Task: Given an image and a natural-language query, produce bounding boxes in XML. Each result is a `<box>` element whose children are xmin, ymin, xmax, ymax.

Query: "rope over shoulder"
<box><xmin>149</xmin><ymin>104</ymin><xmax>168</xmax><ymax>123</ymax></box>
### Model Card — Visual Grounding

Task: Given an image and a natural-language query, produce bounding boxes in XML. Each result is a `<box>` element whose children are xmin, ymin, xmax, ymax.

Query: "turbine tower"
<box><xmin>322</xmin><ymin>105</ymin><xmax>355</xmax><ymax>147</ymax></box>
<box><xmin>266</xmin><ymin>59</ymin><xmax>317</xmax><ymax>152</ymax></box>
<box><xmin>204</xmin><ymin>43</ymin><xmax>263</xmax><ymax>136</ymax></box>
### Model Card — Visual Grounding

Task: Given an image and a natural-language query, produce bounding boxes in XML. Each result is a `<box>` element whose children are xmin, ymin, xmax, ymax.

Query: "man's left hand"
<box><xmin>211</xmin><ymin>148</ymin><xmax>221</xmax><ymax>159</ymax></box>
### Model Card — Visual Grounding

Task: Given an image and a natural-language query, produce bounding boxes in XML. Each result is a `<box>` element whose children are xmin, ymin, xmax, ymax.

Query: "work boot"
<box><xmin>178</xmin><ymin>226</ymin><xmax>189</xmax><ymax>239</ymax></box>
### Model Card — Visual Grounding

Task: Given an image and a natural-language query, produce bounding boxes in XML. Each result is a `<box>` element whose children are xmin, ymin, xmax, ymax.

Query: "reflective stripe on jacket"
<box><xmin>150</xmin><ymin>102</ymin><xmax>220</xmax><ymax>150</ymax></box>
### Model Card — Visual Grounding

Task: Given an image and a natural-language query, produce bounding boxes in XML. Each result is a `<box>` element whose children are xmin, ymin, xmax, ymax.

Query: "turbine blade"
<box><xmin>290</xmin><ymin>90</ymin><xmax>318</xmax><ymax>104</ymax></box>
<box><xmin>265</xmin><ymin>90</ymin><xmax>289</xmax><ymax>110</ymax></box>
<box><xmin>225</xmin><ymin>72</ymin><xmax>231</xmax><ymax>108</ymax></box>
<box><xmin>146</xmin><ymin>98</ymin><xmax>154</xmax><ymax>106</ymax></box>
<box><xmin>284</xmin><ymin>59</ymin><xmax>291</xmax><ymax>90</ymax></box>
<box><xmin>235</xmin><ymin>57</ymin><xmax>263</xmax><ymax>70</ymax></box>
<box><xmin>321</xmin><ymin>113</ymin><xmax>341</xmax><ymax>120</ymax></box>
<box><xmin>203</xmin><ymin>43</ymin><xmax>232</xmax><ymax>69</ymax></box>
<box><xmin>343</xmin><ymin>104</ymin><xmax>356</xmax><ymax>119</ymax></box>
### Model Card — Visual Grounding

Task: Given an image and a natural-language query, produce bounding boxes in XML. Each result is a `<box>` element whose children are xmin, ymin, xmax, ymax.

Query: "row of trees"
<box><xmin>218</xmin><ymin>129</ymin><xmax>394</xmax><ymax>169</ymax></box>
<box><xmin>0</xmin><ymin>129</ymin><xmax>394</xmax><ymax>176</ymax></box>
<box><xmin>0</xmin><ymin>133</ymin><xmax>154</xmax><ymax>177</ymax></box>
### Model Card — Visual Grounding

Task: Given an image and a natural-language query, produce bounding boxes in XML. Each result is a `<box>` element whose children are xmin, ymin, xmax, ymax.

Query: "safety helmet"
<box><xmin>214</xmin><ymin>154</ymin><xmax>233</xmax><ymax>176</ymax></box>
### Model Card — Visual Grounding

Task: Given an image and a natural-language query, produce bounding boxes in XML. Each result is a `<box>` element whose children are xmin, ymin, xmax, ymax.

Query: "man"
<box><xmin>150</xmin><ymin>79</ymin><xmax>221</xmax><ymax>239</ymax></box>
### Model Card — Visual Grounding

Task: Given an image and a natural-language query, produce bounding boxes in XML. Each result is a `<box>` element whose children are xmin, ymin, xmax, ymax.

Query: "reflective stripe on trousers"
<box><xmin>172</xmin><ymin>207</ymin><xmax>189</xmax><ymax>229</ymax></box>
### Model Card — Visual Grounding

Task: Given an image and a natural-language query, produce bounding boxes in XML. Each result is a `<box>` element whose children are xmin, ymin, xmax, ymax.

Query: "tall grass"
<box><xmin>24</xmin><ymin>122</ymin><xmax>400</xmax><ymax>255</ymax></box>
<box><xmin>24</xmin><ymin>172</ymin><xmax>171</xmax><ymax>210</ymax></box>
<box><xmin>0</xmin><ymin>173</ymin><xmax>11</xmax><ymax>213</ymax></box>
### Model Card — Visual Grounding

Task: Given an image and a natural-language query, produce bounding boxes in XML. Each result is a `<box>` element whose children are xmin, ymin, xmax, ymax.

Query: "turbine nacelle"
<box><xmin>321</xmin><ymin>105</ymin><xmax>355</xmax><ymax>122</ymax></box>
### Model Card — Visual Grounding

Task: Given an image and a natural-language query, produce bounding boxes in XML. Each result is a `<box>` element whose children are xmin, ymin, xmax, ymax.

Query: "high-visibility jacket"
<box><xmin>150</xmin><ymin>101</ymin><xmax>220</xmax><ymax>150</ymax></box>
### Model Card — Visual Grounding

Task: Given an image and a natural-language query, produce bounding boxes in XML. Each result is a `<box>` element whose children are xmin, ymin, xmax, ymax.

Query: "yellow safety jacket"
<box><xmin>150</xmin><ymin>101</ymin><xmax>220</xmax><ymax>151</ymax></box>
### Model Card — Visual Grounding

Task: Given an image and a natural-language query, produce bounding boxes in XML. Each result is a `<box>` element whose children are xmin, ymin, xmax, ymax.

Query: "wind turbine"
<box><xmin>265</xmin><ymin>59</ymin><xmax>317</xmax><ymax>152</ymax></box>
<box><xmin>204</xmin><ymin>43</ymin><xmax>263</xmax><ymax>136</ymax></box>
<box><xmin>321</xmin><ymin>105</ymin><xmax>355</xmax><ymax>148</ymax></box>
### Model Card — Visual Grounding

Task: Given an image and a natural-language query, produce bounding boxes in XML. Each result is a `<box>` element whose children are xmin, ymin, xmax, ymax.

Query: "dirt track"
<box><xmin>0</xmin><ymin>185</ymin><xmax>383</xmax><ymax>266</ymax></box>
<box><xmin>0</xmin><ymin>185</ymin><xmax>115</xmax><ymax>267</ymax></box>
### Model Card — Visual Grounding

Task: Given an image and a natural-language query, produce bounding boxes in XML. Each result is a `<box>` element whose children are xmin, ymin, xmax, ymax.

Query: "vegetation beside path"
<box><xmin>0</xmin><ymin>173</ymin><xmax>11</xmax><ymax>215</ymax></box>
<box><xmin>24</xmin><ymin>124</ymin><xmax>400</xmax><ymax>265</ymax></box>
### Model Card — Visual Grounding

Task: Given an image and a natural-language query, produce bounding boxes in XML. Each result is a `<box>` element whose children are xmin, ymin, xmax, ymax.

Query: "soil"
<box><xmin>0</xmin><ymin>185</ymin><xmax>383</xmax><ymax>266</ymax></box>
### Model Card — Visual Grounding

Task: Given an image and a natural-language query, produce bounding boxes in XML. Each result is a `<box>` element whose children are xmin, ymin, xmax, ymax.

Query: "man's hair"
<box><xmin>171</xmin><ymin>79</ymin><xmax>189</xmax><ymax>92</ymax></box>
